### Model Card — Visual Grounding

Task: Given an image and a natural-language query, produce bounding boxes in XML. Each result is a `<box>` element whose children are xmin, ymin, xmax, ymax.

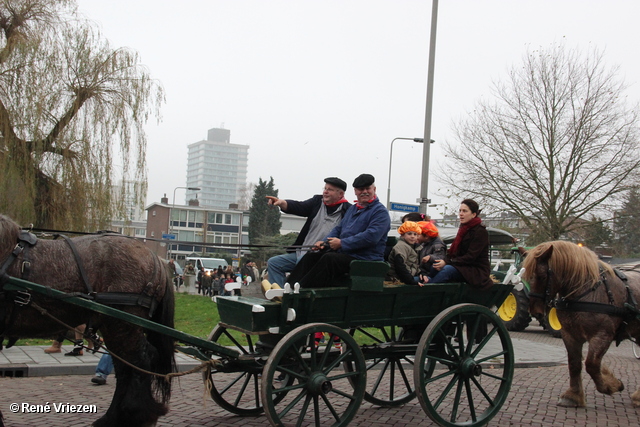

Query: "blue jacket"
<box><xmin>326</xmin><ymin>197</ymin><xmax>391</xmax><ymax>260</ymax></box>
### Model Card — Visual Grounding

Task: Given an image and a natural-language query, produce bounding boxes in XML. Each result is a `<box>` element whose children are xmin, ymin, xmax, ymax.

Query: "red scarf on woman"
<box><xmin>448</xmin><ymin>216</ymin><xmax>482</xmax><ymax>256</ymax></box>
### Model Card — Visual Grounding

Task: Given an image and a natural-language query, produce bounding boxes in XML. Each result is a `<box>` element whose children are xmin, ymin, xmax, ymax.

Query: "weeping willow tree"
<box><xmin>0</xmin><ymin>0</ymin><xmax>163</xmax><ymax>230</ymax></box>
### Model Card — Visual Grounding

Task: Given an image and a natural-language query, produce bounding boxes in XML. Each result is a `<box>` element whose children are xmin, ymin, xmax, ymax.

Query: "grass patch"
<box><xmin>173</xmin><ymin>293</ymin><xmax>219</xmax><ymax>339</ymax></box>
<box><xmin>12</xmin><ymin>293</ymin><xmax>222</xmax><ymax>347</ymax></box>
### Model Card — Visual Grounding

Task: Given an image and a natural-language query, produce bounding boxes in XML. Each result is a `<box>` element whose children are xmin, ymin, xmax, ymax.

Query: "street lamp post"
<box><xmin>169</xmin><ymin>186</ymin><xmax>201</xmax><ymax>260</ymax></box>
<box><xmin>419</xmin><ymin>0</ymin><xmax>439</xmax><ymax>214</ymax></box>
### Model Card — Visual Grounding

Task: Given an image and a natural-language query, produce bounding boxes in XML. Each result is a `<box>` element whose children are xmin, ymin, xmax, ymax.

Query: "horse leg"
<box><xmin>631</xmin><ymin>388</ymin><xmax>640</xmax><ymax>407</ymax></box>
<box><xmin>93</xmin><ymin>324</ymin><xmax>167</xmax><ymax>427</ymax></box>
<box><xmin>584</xmin><ymin>334</ymin><xmax>624</xmax><ymax>396</ymax></box>
<box><xmin>558</xmin><ymin>335</ymin><xmax>586</xmax><ymax>407</ymax></box>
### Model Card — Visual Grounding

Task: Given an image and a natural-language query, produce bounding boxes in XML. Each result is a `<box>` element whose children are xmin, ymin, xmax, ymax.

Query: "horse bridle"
<box><xmin>528</xmin><ymin>267</ymin><xmax>554</xmax><ymax>308</ymax></box>
<box><xmin>530</xmin><ymin>264</ymin><xmax>639</xmax><ymax>320</ymax></box>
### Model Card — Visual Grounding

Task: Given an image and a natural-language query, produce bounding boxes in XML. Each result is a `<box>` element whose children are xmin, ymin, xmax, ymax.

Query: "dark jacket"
<box><xmin>284</xmin><ymin>195</ymin><xmax>351</xmax><ymax>251</ymax></box>
<box><xmin>418</xmin><ymin>236</ymin><xmax>447</xmax><ymax>276</ymax></box>
<box><xmin>445</xmin><ymin>223</ymin><xmax>493</xmax><ymax>289</ymax></box>
<box><xmin>386</xmin><ymin>238</ymin><xmax>419</xmax><ymax>285</ymax></box>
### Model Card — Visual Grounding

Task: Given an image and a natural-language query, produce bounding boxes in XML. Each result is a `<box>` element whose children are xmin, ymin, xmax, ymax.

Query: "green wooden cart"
<box><xmin>5</xmin><ymin>259</ymin><xmax>514</xmax><ymax>427</ymax></box>
<box><xmin>208</xmin><ymin>260</ymin><xmax>514</xmax><ymax>427</ymax></box>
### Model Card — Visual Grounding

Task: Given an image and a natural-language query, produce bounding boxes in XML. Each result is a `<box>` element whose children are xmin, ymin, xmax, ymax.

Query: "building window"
<box><xmin>179</xmin><ymin>230</ymin><xmax>195</xmax><ymax>242</ymax></box>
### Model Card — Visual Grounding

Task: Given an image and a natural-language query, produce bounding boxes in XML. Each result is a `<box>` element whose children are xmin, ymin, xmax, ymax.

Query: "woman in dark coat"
<box><xmin>424</xmin><ymin>199</ymin><xmax>493</xmax><ymax>289</ymax></box>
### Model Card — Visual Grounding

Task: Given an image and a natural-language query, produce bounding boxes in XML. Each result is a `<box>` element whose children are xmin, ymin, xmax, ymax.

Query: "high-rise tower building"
<box><xmin>185</xmin><ymin>127</ymin><xmax>249</xmax><ymax>208</ymax></box>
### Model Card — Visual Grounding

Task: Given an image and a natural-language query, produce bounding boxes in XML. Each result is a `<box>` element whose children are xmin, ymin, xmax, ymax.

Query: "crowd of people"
<box><xmin>194</xmin><ymin>264</ymin><xmax>239</xmax><ymax>296</ymax></box>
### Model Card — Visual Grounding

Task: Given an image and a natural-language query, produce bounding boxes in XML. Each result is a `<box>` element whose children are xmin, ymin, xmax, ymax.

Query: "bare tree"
<box><xmin>0</xmin><ymin>0</ymin><xmax>163</xmax><ymax>230</ymax></box>
<box><xmin>440</xmin><ymin>44</ymin><xmax>640</xmax><ymax>241</ymax></box>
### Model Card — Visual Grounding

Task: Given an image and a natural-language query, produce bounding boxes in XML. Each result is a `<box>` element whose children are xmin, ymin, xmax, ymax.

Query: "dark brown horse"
<box><xmin>523</xmin><ymin>240</ymin><xmax>640</xmax><ymax>408</ymax></box>
<box><xmin>0</xmin><ymin>214</ymin><xmax>175</xmax><ymax>426</ymax></box>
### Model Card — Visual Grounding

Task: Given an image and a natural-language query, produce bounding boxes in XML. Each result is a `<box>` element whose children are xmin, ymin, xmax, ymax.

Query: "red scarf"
<box><xmin>325</xmin><ymin>198</ymin><xmax>348</xmax><ymax>207</ymax></box>
<box><xmin>448</xmin><ymin>217</ymin><xmax>482</xmax><ymax>256</ymax></box>
<box><xmin>354</xmin><ymin>196</ymin><xmax>377</xmax><ymax>209</ymax></box>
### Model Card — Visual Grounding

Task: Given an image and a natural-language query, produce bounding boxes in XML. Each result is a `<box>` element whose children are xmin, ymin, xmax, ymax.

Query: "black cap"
<box><xmin>324</xmin><ymin>177</ymin><xmax>347</xmax><ymax>191</ymax></box>
<box><xmin>352</xmin><ymin>173</ymin><xmax>375</xmax><ymax>188</ymax></box>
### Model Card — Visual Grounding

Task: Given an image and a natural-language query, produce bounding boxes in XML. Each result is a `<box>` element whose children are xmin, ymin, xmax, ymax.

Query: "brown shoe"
<box><xmin>44</xmin><ymin>341</ymin><xmax>62</xmax><ymax>354</ymax></box>
<box><xmin>65</xmin><ymin>347</ymin><xmax>83</xmax><ymax>356</ymax></box>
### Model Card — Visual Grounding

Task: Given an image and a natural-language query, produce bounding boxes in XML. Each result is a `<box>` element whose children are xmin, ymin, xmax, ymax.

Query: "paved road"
<box><xmin>2</xmin><ymin>325</ymin><xmax>640</xmax><ymax>426</ymax></box>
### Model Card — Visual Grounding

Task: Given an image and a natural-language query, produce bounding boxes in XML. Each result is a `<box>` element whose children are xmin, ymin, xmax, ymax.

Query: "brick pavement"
<box><xmin>2</xmin><ymin>326</ymin><xmax>640</xmax><ymax>426</ymax></box>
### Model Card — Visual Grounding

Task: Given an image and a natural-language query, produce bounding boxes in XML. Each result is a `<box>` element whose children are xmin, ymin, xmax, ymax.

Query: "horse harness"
<box><xmin>0</xmin><ymin>230</ymin><xmax>38</xmax><ymax>344</ymax></box>
<box><xmin>0</xmin><ymin>230</ymin><xmax>165</xmax><ymax>347</ymax></box>
<box><xmin>530</xmin><ymin>266</ymin><xmax>640</xmax><ymax>341</ymax></box>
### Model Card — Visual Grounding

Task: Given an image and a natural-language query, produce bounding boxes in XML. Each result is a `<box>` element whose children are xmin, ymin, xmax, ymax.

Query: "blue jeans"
<box><xmin>428</xmin><ymin>265</ymin><xmax>463</xmax><ymax>283</ymax></box>
<box><xmin>96</xmin><ymin>353</ymin><xmax>113</xmax><ymax>378</ymax></box>
<box><xmin>267</xmin><ymin>252</ymin><xmax>302</xmax><ymax>286</ymax></box>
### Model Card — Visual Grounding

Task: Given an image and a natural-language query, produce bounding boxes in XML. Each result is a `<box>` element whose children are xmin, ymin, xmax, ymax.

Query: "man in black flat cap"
<box><xmin>286</xmin><ymin>173</ymin><xmax>391</xmax><ymax>288</ymax></box>
<box><xmin>265</xmin><ymin>177</ymin><xmax>351</xmax><ymax>286</ymax></box>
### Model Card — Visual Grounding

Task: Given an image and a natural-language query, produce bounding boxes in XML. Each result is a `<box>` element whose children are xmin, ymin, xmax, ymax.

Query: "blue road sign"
<box><xmin>390</xmin><ymin>202</ymin><xmax>420</xmax><ymax>213</ymax></box>
<box><xmin>162</xmin><ymin>234</ymin><xmax>176</xmax><ymax>240</ymax></box>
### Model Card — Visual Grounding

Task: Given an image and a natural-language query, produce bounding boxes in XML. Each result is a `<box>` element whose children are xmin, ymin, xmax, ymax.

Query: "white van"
<box><xmin>186</xmin><ymin>257</ymin><xmax>229</xmax><ymax>273</ymax></box>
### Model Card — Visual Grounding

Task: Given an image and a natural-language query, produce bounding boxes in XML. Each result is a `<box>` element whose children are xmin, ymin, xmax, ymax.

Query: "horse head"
<box><xmin>523</xmin><ymin>243</ymin><xmax>554</xmax><ymax>319</ymax></box>
<box><xmin>0</xmin><ymin>215</ymin><xmax>21</xmax><ymax>263</ymax></box>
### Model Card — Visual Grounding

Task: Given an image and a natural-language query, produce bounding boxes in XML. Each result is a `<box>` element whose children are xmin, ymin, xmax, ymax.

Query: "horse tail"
<box><xmin>147</xmin><ymin>260</ymin><xmax>176</xmax><ymax>404</ymax></box>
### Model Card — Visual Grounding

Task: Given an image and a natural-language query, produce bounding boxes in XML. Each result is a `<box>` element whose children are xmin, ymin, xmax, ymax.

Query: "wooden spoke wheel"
<box><xmin>633</xmin><ymin>340</ymin><xmax>640</xmax><ymax>359</ymax></box>
<box><xmin>203</xmin><ymin>325</ymin><xmax>292</xmax><ymax>416</ymax></box>
<box><xmin>413</xmin><ymin>304</ymin><xmax>514</xmax><ymax>427</ymax></box>
<box><xmin>261</xmin><ymin>323</ymin><xmax>366</xmax><ymax>427</ymax></box>
<box><xmin>344</xmin><ymin>325</ymin><xmax>418</xmax><ymax>407</ymax></box>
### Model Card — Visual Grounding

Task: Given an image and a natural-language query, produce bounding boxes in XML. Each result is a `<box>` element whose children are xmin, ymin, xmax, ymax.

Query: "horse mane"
<box><xmin>523</xmin><ymin>240</ymin><xmax>613</xmax><ymax>294</ymax></box>
<box><xmin>0</xmin><ymin>215</ymin><xmax>21</xmax><ymax>257</ymax></box>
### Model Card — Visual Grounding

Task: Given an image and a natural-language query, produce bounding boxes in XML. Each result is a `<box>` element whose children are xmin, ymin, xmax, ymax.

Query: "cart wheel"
<box><xmin>633</xmin><ymin>340</ymin><xmax>640</xmax><ymax>359</ymax></box>
<box><xmin>344</xmin><ymin>326</ymin><xmax>417</xmax><ymax>407</ymax></box>
<box><xmin>413</xmin><ymin>303</ymin><xmax>514</xmax><ymax>427</ymax></box>
<box><xmin>203</xmin><ymin>325</ymin><xmax>291</xmax><ymax>416</ymax></box>
<box><xmin>261</xmin><ymin>323</ymin><xmax>366</xmax><ymax>427</ymax></box>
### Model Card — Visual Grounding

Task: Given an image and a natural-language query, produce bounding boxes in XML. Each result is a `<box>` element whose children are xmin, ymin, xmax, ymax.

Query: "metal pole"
<box><xmin>419</xmin><ymin>0</ymin><xmax>439</xmax><ymax>215</ymax></box>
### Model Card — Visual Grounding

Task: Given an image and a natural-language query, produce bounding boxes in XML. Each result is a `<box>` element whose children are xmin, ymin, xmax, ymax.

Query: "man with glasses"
<box><xmin>266</xmin><ymin>177</ymin><xmax>351</xmax><ymax>287</ymax></box>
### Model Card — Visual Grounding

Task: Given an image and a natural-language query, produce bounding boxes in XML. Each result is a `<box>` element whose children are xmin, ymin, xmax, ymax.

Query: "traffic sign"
<box><xmin>162</xmin><ymin>234</ymin><xmax>176</xmax><ymax>240</ymax></box>
<box><xmin>390</xmin><ymin>202</ymin><xmax>420</xmax><ymax>213</ymax></box>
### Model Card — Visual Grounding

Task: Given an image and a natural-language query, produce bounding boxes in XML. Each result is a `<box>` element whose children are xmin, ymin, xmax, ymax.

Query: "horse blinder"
<box><xmin>529</xmin><ymin>267</ymin><xmax>554</xmax><ymax>308</ymax></box>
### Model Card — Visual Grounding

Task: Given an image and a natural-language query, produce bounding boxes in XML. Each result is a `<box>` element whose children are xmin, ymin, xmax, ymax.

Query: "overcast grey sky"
<box><xmin>76</xmin><ymin>0</ymin><xmax>640</xmax><ymax>218</ymax></box>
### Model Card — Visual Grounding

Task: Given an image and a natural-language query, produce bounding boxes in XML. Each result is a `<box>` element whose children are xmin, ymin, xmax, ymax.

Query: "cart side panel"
<box><xmin>216</xmin><ymin>296</ymin><xmax>282</xmax><ymax>332</ymax></box>
<box><xmin>386</xmin><ymin>284</ymin><xmax>463</xmax><ymax>325</ymax></box>
<box><xmin>280</xmin><ymin>284</ymin><xmax>465</xmax><ymax>329</ymax></box>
